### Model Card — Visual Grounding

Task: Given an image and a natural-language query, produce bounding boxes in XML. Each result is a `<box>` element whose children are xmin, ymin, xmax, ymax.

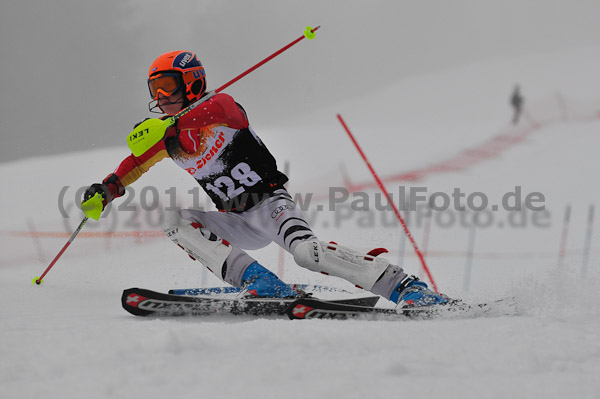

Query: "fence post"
<box><xmin>557</xmin><ymin>204</ymin><xmax>571</xmax><ymax>268</ymax></box>
<box><xmin>556</xmin><ymin>91</ymin><xmax>569</xmax><ymax>121</ymax></box>
<box><xmin>582</xmin><ymin>204</ymin><xmax>595</xmax><ymax>276</ymax></box>
<box><xmin>419</xmin><ymin>205</ymin><xmax>432</xmax><ymax>281</ymax></box>
<box><xmin>398</xmin><ymin>206</ymin><xmax>408</xmax><ymax>265</ymax></box>
<box><xmin>28</xmin><ymin>218</ymin><xmax>47</xmax><ymax>264</ymax></box>
<box><xmin>463</xmin><ymin>212</ymin><xmax>477</xmax><ymax>293</ymax></box>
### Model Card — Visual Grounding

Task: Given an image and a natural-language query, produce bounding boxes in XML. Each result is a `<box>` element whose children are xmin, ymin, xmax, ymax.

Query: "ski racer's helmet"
<box><xmin>147</xmin><ymin>51</ymin><xmax>206</xmax><ymax>113</ymax></box>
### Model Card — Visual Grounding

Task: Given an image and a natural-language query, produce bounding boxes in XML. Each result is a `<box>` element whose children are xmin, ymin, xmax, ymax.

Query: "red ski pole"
<box><xmin>33</xmin><ymin>192</ymin><xmax>103</xmax><ymax>285</ymax></box>
<box><xmin>336</xmin><ymin>114</ymin><xmax>440</xmax><ymax>293</ymax></box>
<box><xmin>174</xmin><ymin>26</ymin><xmax>320</xmax><ymax>123</ymax></box>
<box><xmin>215</xmin><ymin>26</ymin><xmax>320</xmax><ymax>93</ymax></box>
<box><xmin>33</xmin><ymin>216</ymin><xmax>89</xmax><ymax>285</ymax></box>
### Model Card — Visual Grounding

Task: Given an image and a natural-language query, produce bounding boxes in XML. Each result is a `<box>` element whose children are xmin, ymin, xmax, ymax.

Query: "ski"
<box><xmin>121</xmin><ymin>287</ymin><xmax>380</xmax><ymax>317</ymax></box>
<box><xmin>168</xmin><ymin>284</ymin><xmax>354</xmax><ymax>296</ymax></box>
<box><xmin>286</xmin><ymin>297</ymin><xmax>516</xmax><ymax>320</ymax></box>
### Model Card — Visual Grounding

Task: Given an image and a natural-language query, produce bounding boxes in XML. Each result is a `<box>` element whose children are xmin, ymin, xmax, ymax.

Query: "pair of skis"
<box><xmin>122</xmin><ymin>287</ymin><xmax>380</xmax><ymax>320</ymax></box>
<box><xmin>122</xmin><ymin>287</ymin><xmax>507</xmax><ymax>320</ymax></box>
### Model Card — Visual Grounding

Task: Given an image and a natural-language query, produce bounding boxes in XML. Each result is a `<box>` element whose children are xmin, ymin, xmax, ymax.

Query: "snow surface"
<box><xmin>2</xmin><ymin>46</ymin><xmax>600</xmax><ymax>399</ymax></box>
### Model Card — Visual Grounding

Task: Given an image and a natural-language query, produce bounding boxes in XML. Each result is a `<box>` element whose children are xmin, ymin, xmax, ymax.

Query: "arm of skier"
<box><xmin>82</xmin><ymin>124</ymin><xmax>176</xmax><ymax>210</ymax></box>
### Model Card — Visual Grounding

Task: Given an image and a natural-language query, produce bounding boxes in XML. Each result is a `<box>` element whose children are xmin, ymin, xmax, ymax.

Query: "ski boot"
<box><xmin>391</xmin><ymin>276</ymin><xmax>449</xmax><ymax>307</ymax></box>
<box><xmin>240</xmin><ymin>262</ymin><xmax>300</xmax><ymax>298</ymax></box>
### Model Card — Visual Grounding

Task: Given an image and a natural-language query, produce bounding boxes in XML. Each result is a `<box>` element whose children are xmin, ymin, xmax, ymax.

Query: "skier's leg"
<box><xmin>231</xmin><ymin>190</ymin><xmax>444</xmax><ymax>305</ymax></box>
<box><xmin>293</xmin><ymin>239</ymin><xmax>448</xmax><ymax>306</ymax></box>
<box><xmin>163</xmin><ymin>208</ymin><xmax>247</xmax><ymax>285</ymax></box>
<box><xmin>180</xmin><ymin>208</ymin><xmax>272</xmax><ymax>250</ymax></box>
<box><xmin>163</xmin><ymin>208</ymin><xmax>297</xmax><ymax>297</ymax></box>
<box><xmin>229</xmin><ymin>190</ymin><xmax>446</xmax><ymax>305</ymax></box>
<box><xmin>238</xmin><ymin>189</ymin><xmax>316</xmax><ymax>254</ymax></box>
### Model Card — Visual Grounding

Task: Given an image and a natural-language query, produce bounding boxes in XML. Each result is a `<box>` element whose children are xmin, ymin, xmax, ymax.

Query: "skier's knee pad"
<box><xmin>293</xmin><ymin>240</ymin><xmax>390</xmax><ymax>290</ymax></box>
<box><xmin>162</xmin><ymin>209</ymin><xmax>232</xmax><ymax>280</ymax></box>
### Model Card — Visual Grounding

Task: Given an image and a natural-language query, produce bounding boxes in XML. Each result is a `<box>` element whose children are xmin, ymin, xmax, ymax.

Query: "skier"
<box><xmin>82</xmin><ymin>51</ymin><xmax>448</xmax><ymax>307</ymax></box>
<box><xmin>511</xmin><ymin>85</ymin><xmax>524</xmax><ymax>125</ymax></box>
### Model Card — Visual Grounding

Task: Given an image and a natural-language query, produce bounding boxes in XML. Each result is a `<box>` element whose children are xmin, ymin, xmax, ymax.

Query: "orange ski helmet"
<box><xmin>147</xmin><ymin>51</ymin><xmax>206</xmax><ymax>112</ymax></box>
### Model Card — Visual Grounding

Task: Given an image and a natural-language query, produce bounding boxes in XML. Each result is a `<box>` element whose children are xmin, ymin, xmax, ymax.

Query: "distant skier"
<box><xmin>81</xmin><ymin>51</ymin><xmax>448</xmax><ymax>307</ymax></box>
<box><xmin>511</xmin><ymin>85</ymin><xmax>524</xmax><ymax>125</ymax></box>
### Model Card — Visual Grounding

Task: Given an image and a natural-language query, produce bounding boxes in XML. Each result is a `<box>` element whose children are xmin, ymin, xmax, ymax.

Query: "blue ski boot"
<box><xmin>391</xmin><ymin>276</ymin><xmax>449</xmax><ymax>307</ymax></box>
<box><xmin>241</xmin><ymin>262</ymin><xmax>300</xmax><ymax>298</ymax></box>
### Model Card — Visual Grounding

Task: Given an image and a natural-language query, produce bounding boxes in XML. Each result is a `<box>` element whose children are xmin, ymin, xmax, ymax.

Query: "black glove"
<box><xmin>83</xmin><ymin>183</ymin><xmax>108</xmax><ymax>204</ymax></box>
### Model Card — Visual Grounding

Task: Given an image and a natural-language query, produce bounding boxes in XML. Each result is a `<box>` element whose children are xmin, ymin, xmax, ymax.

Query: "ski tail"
<box><xmin>286</xmin><ymin>297</ymin><xmax>517</xmax><ymax>320</ymax></box>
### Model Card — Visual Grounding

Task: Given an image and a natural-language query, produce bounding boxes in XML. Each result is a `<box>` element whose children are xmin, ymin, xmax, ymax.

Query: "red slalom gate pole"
<box><xmin>33</xmin><ymin>216</ymin><xmax>89</xmax><ymax>285</ymax></box>
<box><xmin>336</xmin><ymin>114</ymin><xmax>440</xmax><ymax>293</ymax></box>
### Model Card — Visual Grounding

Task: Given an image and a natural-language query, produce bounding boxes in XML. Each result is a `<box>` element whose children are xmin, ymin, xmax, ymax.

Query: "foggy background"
<box><xmin>1</xmin><ymin>0</ymin><xmax>600</xmax><ymax>163</ymax></box>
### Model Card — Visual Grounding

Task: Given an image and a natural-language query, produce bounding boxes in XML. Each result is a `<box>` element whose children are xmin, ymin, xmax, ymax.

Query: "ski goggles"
<box><xmin>148</xmin><ymin>73</ymin><xmax>183</xmax><ymax>99</ymax></box>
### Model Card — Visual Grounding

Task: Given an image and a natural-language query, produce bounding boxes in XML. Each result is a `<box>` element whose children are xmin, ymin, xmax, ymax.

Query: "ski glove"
<box><xmin>83</xmin><ymin>183</ymin><xmax>108</xmax><ymax>204</ymax></box>
<box><xmin>81</xmin><ymin>184</ymin><xmax>107</xmax><ymax>220</ymax></box>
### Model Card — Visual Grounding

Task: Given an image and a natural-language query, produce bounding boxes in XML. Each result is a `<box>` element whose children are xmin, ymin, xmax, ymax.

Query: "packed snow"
<box><xmin>2</xmin><ymin>25</ymin><xmax>600</xmax><ymax>399</ymax></box>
